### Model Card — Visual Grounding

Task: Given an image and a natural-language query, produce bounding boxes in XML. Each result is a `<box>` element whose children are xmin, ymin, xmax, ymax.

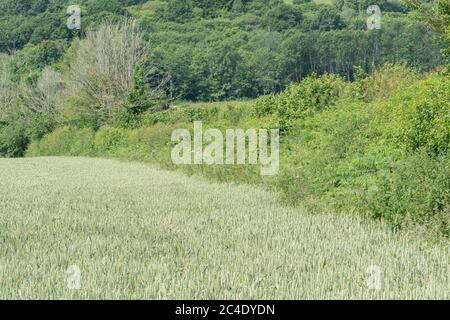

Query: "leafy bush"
<box><xmin>0</xmin><ymin>122</ymin><xmax>29</xmax><ymax>157</ymax></box>
<box><xmin>365</xmin><ymin>151</ymin><xmax>449</xmax><ymax>236</ymax></box>
<box><xmin>255</xmin><ymin>74</ymin><xmax>347</xmax><ymax>133</ymax></box>
<box><xmin>253</xmin><ymin>95</ymin><xmax>277</xmax><ymax>118</ymax></box>
<box><xmin>141</xmin><ymin>109</ymin><xmax>184</xmax><ymax>126</ymax></box>
<box><xmin>27</xmin><ymin>127</ymin><xmax>95</xmax><ymax>156</ymax></box>
<box><xmin>266</xmin><ymin>68</ymin><xmax>449</xmax><ymax>237</ymax></box>
<box><xmin>27</xmin><ymin>69</ymin><xmax>450</xmax><ymax>238</ymax></box>
<box><xmin>124</xmin><ymin>124</ymin><xmax>177</xmax><ymax>164</ymax></box>
<box><xmin>183</xmin><ymin>106</ymin><xmax>219</xmax><ymax>122</ymax></box>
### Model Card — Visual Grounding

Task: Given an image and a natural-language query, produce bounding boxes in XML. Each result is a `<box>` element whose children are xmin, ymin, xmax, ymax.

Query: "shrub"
<box><xmin>277</xmin><ymin>102</ymin><xmax>373</xmax><ymax>210</ymax></box>
<box><xmin>253</xmin><ymin>95</ymin><xmax>277</xmax><ymax>118</ymax></box>
<box><xmin>25</xmin><ymin>112</ymin><xmax>57</xmax><ymax>140</ymax></box>
<box><xmin>66</xmin><ymin>21</ymin><xmax>164</xmax><ymax>125</ymax></box>
<box><xmin>183</xmin><ymin>106</ymin><xmax>219</xmax><ymax>122</ymax></box>
<box><xmin>254</xmin><ymin>74</ymin><xmax>347</xmax><ymax>133</ymax></box>
<box><xmin>125</xmin><ymin>124</ymin><xmax>177</xmax><ymax>164</ymax></box>
<box><xmin>141</xmin><ymin>109</ymin><xmax>184</xmax><ymax>126</ymax></box>
<box><xmin>70</xmin><ymin>128</ymin><xmax>96</xmax><ymax>155</ymax></box>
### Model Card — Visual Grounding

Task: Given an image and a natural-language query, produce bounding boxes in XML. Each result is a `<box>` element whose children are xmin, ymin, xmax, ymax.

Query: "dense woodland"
<box><xmin>0</xmin><ymin>0</ymin><xmax>449</xmax><ymax>237</ymax></box>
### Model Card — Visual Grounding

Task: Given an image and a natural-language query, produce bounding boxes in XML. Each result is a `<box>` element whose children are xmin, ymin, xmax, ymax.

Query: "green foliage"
<box><xmin>263</xmin><ymin>3</ymin><xmax>303</xmax><ymax>31</ymax></box>
<box><xmin>183</xmin><ymin>105</ymin><xmax>219</xmax><ymax>122</ymax></box>
<box><xmin>255</xmin><ymin>74</ymin><xmax>347</xmax><ymax>132</ymax></box>
<box><xmin>93</xmin><ymin>126</ymin><xmax>127</xmax><ymax>154</ymax></box>
<box><xmin>356</xmin><ymin>63</ymin><xmax>419</xmax><ymax>102</ymax></box>
<box><xmin>277</xmin><ymin>101</ymin><xmax>373</xmax><ymax>212</ymax></box>
<box><xmin>0</xmin><ymin>0</ymin><xmax>130</xmax><ymax>52</ymax></box>
<box><xmin>311</xmin><ymin>6</ymin><xmax>346</xmax><ymax>31</ymax></box>
<box><xmin>156</xmin><ymin>0</ymin><xmax>195</xmax><ymax>22</ymax></box>
<box><xmin>0</xmin><ymin>0</ymin><xmax>448</xmax><ymax>101</ymax></box>
<box><xmin>273</xmin><ymin>69</ymin><xmax>449</xmax><ymax>236</ymax></box>
<box><xmin>372</xmin><ymin>73</ymin><xmax>450</xmax><ymax>155</ymax></box>
<box><xmin>27</xmin><ymin>67</ymin><xmax>450</xmax><ymax>237</ymax></box>
<box><xmin>127</xmin><ymin>65</ymin><xmax>151</xmax><ymax>114</ymax></box>
<box><xmin>366</xmin><ymin>151</ymin><xmax>449</xmax><ymax>236</ymax></box>
<box><xmin>0</xmin><ymin>157</ymin><xmax>447</xmax><ymax>299</ymax></box>
<box><xmin>0</xmin><ymin>111</ymin><xmax>55</xmax><ymax>158</ymax></box>
<box><xmin>114</xmin><ymin>64</ymin><xmax>165</xmax><ymax>129</ymax></box>
<box><xmin>13</xmin><ymin>40</ymin><xmax>68</xmax><ymax>79</ymax></box>
<box><xmin>27</xmin><ymin>126</ymin><xmax>95</xmax><ymax>156</ymax></box>
<box><xmin>87</xmin><ymin>0</ymin><xmax>126</xmax><ymax>16</ymax></box>
<box><xmin>140</xmin><ymin>109</ymin><xmax>184</xmax><ymax>126</ymax></box>
<box><xmin>2</xmin><ymin>0</ymin><xmax>445</xmax><ymax>102</ymax></box>
<box><xmin>145</xmin><ymin>1</ymin><xmax>444</xmax><ymax>101</ymax></box>
<box><xmin>0</xmin><ymin>121</ymin><xmax>29</xmax><ymax>157</ymax></box>
<box><xmin>123</xmin><ymin>64</ymin><xmax>167</xmax><ymax>122</ymax></box>
<box><xmin>140</xmin><ymin>101</ymin><xmax>251</xmax><ymax>127</ymax></box>
<box><xmin>25</xmin><ymin>112</ymin><xmax>58</xmax><ymax>140</ymax></box>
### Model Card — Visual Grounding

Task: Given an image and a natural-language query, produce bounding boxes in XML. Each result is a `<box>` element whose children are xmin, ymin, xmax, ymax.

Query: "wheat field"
<box><xmin>0</xmin><ymin>157</ymin><xmax>447</xmax><ymax>299</ymax></box>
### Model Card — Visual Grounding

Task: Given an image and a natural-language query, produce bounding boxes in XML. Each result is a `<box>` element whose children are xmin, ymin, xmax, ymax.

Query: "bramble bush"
<box><xmin>27</xmin><ymin>127</ymin><xmax>95</xmax><ymax>156</ymax></box>
<box><xmin>372</xmin><ymin>73</ymin><xmax>450</xmax><ymax>156</ymax></box>
<box><xmin>365</xmin><ymin>151</ymin><xmax>449</xmax><ymax>237</ymax></box>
